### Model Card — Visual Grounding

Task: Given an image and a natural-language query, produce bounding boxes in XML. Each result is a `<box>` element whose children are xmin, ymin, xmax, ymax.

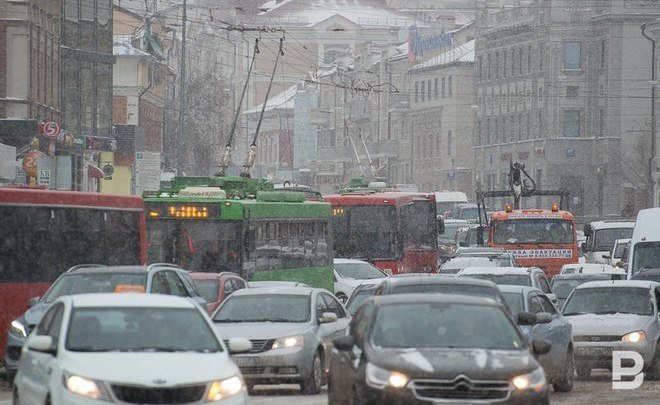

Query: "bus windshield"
<box><xmin>405</xmin><ymin>202</ymin><xmax>438</xmax><ymax>249</ymax></box>
<box><xmin>333</xmin><ymin>206</ymin><xmax>397</xmax><ymax>260</ymax></box>
<box><xmin>492</xmin><ymin>219</ymin><xmax>574</xmax><ymax>244</ymax></box>
<box><xmin>147</xmin><ymin>220</ymin><xmax>242</xmax><ymax>272</ymax></box>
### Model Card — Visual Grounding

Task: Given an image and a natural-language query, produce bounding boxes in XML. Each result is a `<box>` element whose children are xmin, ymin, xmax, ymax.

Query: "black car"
<box><xmin>372</xmin><ymin>275</ymin><xmax>513</xmax><ymax>314</ymax></box>
<box><xmin>328</xmin><ymin>294</ymin><xmax>551</xmax><ymax>404</ymax></box>
<box><xmin>550</xmin><ymin>273</ymin><xmax>621</xmax><ymax>310</ymax></box>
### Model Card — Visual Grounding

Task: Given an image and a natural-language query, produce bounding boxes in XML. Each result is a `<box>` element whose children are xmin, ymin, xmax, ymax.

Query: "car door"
<box><xmin>149</xmin><ymin>271</ymin><xmax>171</xmax><ymax>295</ymax></box>
<box><xmin>527</xmin><ymin>292</ymin><xmax>560</xmax><ymax>373</ymax></box>
<box><xmin>538</xmin><ymin>293</ymin><xmax>571</xmax><ymax>373</ymax></box>
<box><xmin>331</xmin><ymin>303</ymin><xmax>373</xmax><ymax>404</ymax></box>
<box><xmin>315</xmin><ymin>293</ymin><xmax>335</xmax><ymax>341</ymax></box>
<box><xmin>651</xmin><ymin>288</ymin><xmax>660</xmax><ymax>344</ymax></box>
<box><xmin>321</xmin><ymin>293</ymin><xmax>351</xmax><ymax>338</ymax></box>
<box><xmin>20</xmin><ymin>303</ymin><xmax>64</xmax><ymax>405</ymax></box>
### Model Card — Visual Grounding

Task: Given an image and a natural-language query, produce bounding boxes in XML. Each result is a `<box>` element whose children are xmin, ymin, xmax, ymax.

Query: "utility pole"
<box><xmin>177</xmin><ymin>0</ymin><xmax>187</xmax><ymax>176</ymax></box>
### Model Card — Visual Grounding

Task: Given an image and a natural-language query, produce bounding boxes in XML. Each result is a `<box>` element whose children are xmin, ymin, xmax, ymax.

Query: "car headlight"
<box><xmin>365</xmin><ymin>363</ymin><xmax>409</xmax><ymax>389</ymax></box>
<box><xmin>207</xmin><ymin>376</ymin><xmax>244</xmax><ymax>401</ymax></box>
<box><xmin>271</xmin><ymin>335</ymin><xmax>304</xmax><ymax>350</ymax></box>
<box><xmin>622</xmin><ymin>331</ymin><xmax>647</xmax><ymax>343</ymax></box>
<box><xmin>9</xmin><ymin>320</ymin><xmax>27</xmax><ymax>338</ymax></box>
<box><xmin>511</xmin><ymin>367</ymin><xmax>546</xmax><ymax>391</ymax></box>
<box><xmin>63</xmin><ymin>373</ymin><xmax>111</xmax><ymax>401</ymax></box>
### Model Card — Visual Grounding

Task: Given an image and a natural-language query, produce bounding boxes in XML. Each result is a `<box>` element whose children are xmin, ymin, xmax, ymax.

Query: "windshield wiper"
<box><xmin>562</xmin><ymin>311</ymin><xmax>593</xmax><ymax>316</ymax></box>
<box><xmin>213</xmin><ymin>319</ymin><xmax>254</xmax><ymax>323</ymax></box>
<box><xmin>115</xmin><ymin>347</ymin><xmax>180</xmax><ymax>352</ymax></box>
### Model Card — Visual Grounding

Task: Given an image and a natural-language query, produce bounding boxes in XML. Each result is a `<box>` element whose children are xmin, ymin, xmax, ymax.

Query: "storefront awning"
<box><xmin>87</xmin><ymin>164</ymin><xmax>105</xmax><ymax>179</ymax></box>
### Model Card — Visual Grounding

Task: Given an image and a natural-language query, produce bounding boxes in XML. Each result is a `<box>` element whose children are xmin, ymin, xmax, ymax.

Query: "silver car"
<box><xmin>562</xmin><ymin>280</ymin><xmax>660</xmax><ymax>380</ymax></box>
<box><xmin>498</xmin><ymin>285</ymin><xmax>574</xmax><ymax>392</ymax></box>
<box><xmin>212</xmin><ymin>287</ymin><xmax>350</xmax><ymax>394</ymax></box>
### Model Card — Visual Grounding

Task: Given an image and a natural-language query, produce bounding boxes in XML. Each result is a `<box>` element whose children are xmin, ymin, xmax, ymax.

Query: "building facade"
<box><xmin>0</xmin><ymin>0</ymin><xmax>61</xmax><ymax>157</ymax></box>
<box><xmin>473</xmin><ymin>0</ymin><xmax>660</xmax><ymax>220</ymax></box>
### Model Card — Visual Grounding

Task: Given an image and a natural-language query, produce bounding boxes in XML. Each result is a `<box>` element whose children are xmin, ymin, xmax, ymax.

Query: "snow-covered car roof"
<box><xmin>574</xmin><ymin>280</ymin><xmax>660</xmax><ymax>290</ymax></box>
<box><xmin>560</xmin><ymin>263</ymin><xmax>625</xmax><ymax>274</ymax></box>
<box><xmin>497</xmin><ymin>285</ymin><xmax>545</xmax><ymax>295</ymax></box>
<box><xmin>64</xmin><ymin>293</ymin><xmax>196</xmax><ymax>308</ymax></box>
<box><xmin>458</xmin><ymin>266</ymin><xmax>537</xmax><ymax>276</ymax></box>
<box><xmin>588</xmin><ymin>220</ymin><xmax>635</xmax><ymax>230</ymax></box>
<box><xmin>334</xmin><ymin>258</ymin><xmax>372</xmax><ymax>265</ymax></box>
<box><xmin>441</xmin><ymin>257</ymin><xmax>496</xmax><ymax>270</ymax></box>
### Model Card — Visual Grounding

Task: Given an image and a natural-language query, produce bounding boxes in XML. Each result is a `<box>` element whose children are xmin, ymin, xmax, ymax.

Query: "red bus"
<box><xmin>324</xmin><ymin>191</ymin><xmax>438</xmax><ymax>275</ymax></box>
<box><xmin>0</xmin><ymin>187</ymin><xmax>146</xmax><ymax>353</ymax></box>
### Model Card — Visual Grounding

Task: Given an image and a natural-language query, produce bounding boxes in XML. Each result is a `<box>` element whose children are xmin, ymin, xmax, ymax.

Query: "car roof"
<box><xmin>381</xmin><ymin>275</ymin><xmax>498</xmax><ymax>288</ymax></box>
<box><xmin>65</xmin><ymin>264</ymin><xmax>184</xmax><ymax>274</ymax></box>
<box><xmin>459</xmin><ymin>266</ymin><xmax>537</xmax><ymax>275</ymax></box>
<box><xmin>247</xmin><ymin>281</ymin><xmax>309</xmax><ymax>288</ymax></box>
<box><xmin>334</xmin><ymin>258</ymin><xmax>371</xmax><ymax>265</ymax></box>
<box><xmin>497</xmin><ymin>285</ymin><xmax>545</xmax><ymax>295</ymax></box>
<box><xmin>371</xmin><ymin>293</ymin><xmax>500</xmax><ymax>307</ymax></box>
<box><xmin>189</xmin><ymin>272</ymin><xmax>241</xmax><ymax>280</ymax></box>
<box><xmin>575</xmin><ymin>280</ymin><xmax>660</xmax><ymax>290</ymax></box>
<box><xmin>230</xmin><ymin>286</ymin><xmax>317</xmax><ymax>296</ymax></box>
<box><xmin>552</xmin><ymin>273</ymin><xmax>614</xmax><ymax>281</ymax></box>
<box><xmin>444</xmin><ymin>219</ymin><xmax>470</xmax><ymax>224</ymax></box>
<box><xmin>62</xmin><ymin>293</ymin><xmax>196</xmax><ymax>308</ymax></box>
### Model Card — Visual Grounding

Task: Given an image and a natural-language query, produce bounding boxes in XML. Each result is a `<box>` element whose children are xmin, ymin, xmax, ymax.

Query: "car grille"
<box><xmin>411</xmin><ymin>376</ymin><xmax>510</xmax><ymax>401</ymax></box>
<box><xmin>239</xmin><ymin>366</ymin><xmax>267</xmax><ymax>375</ymax></box>
<box><xmin>111</xmin><ymin>384</ymin><xmax>207</xmax><ymax>404</ymax></box>
<box><xmin>574</xmin><ymin>335</ymin><xmax>621</xmax><ymax>342</ymax></box>
<box><xmin>238</xmin><ymin>366</ymin><xmax>298</xmax><ymax>375</ymax></box>
<box><xmin>224</xmin><ymin>339</ymin><xmax>273</xmax><ymax>353</ymax></box>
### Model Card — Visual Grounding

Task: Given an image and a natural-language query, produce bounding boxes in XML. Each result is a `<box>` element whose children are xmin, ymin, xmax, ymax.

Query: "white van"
<box><xmin>583</xmin><ymin>220</ymin><xmax>635</xmax><ymax>264</ymax></box>
<box><xmin>434</xmin><ymin>191</ymin><xmax>469</xmax><ymax>217</ymax></box>
<box><xmin>627</xmin><ymin>208</ymin><xmax>660</xmax><ymax>279</ymax></box>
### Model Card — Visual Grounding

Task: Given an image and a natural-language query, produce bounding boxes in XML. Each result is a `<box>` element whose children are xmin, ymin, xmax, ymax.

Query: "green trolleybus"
<box><xmin>143</xmin><ymin>177</ymin><xmax>334</xmax><ymax>291</ymax></box>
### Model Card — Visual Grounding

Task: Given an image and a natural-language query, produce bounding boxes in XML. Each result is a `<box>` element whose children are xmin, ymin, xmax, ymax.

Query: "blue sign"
<box><xmin>566</xmin><ymin>148</ymin><xmax>576</xmax><ymax>157</ymax></box>
<box><xmin>406</xmin><ymin>25</ymin><xmax>453</xmax><ymax>62</ymax></box>
<box><xmin>447</xmin><ymin>171</ymin><xmax>456</xmax><ymax>181</ymax></box>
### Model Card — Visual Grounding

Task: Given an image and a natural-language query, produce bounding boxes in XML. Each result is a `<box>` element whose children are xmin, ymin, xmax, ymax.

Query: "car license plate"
<box><xmin>578</xmin><ymin>347</ymin><xmax>608</xmax><ymax>358</ymax></box>
<box><xmin>235</xmin><ymin>356</ymin><xmax>259</xmax><ymax>367</ymax></box>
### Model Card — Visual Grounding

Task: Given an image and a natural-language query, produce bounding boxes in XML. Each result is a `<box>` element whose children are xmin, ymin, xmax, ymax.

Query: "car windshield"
<box><xmin>501</xmin><ymin>292</ymin><xmax>524</xmax><ymax>315</ymax></box>
<box><xmin>43</xmin><ymin>273</ymin><xmax>147</xmax><ymax>303</ymax></box>
<box><xmin>65</xmin><ymin>307</ymin><xmax>221</xmax><ymax>353</ymax></box>
<box><xmin>346</xmin><ymin>288</ymin><xmax>378</xmax><ymax>315</ymax></box>
<box><xmin>631</xmin><ymin>242</ymin><xmax>660</xmax><ymax>276</ymax></box>
<box><xmin>391</xmin><ymin>283</ymin><xmax>496</xmax><ymax>298</ymax></box>
<box><xmin>592</xmin><ymin>228</ymin><xmax>633</xmax><ymax>252</ymax></box>
<box><xmin>192</xmin><ymin>279</ymin><xmax>219</xmax><ymax>303</ymax></box>
<box><xmin>563</xmin><ymin>287</ymin><xmax>653</xmax><ymax>316</ymax></box>
<box><xmin>439</xmin><ymin>223</ymin><xmax>467</xmax><ymax>244</ymax></box>
<box><xmin>461</xmin><ymin>273</ymin><xmax>531</xmax><ymax>286</ymax></box>
<box><xmin>335</xmin><ymin>262</ymin><xmax>386</xmax><ymax>280</ymax></box>
<box><xmin>613</xmin><ymin>241</ymin><xmax>629</xmax><ymax>259</ymax></box>
<box><xmin>550</xmin><ymin>277</ymin><xmax>608</xmax><ymax>299</ymax></box>
<box><xmin>213</xmin><ymin>294</ymin><xmax>310</xmax><ymax>322</ymax></box>
<box><xmin>457</xmin><ymin>207</ymin><xmax>481</xmax><ymax>221</ymax></box>
<box><xmin>371</xmin><ymin>302</ymin><xmax>524</xmax><ymax>350</ymax></box>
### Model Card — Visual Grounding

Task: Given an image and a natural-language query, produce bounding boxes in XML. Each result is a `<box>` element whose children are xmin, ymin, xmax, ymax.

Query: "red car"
<box><xmin>189</xmin><ymin>272</ymin><xmax>247</xmax><ymax>314</ymax></box>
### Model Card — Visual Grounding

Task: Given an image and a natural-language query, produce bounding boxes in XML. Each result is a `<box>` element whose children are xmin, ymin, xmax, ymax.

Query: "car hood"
<box><xmin>23</xmin><ymin>303</ymin><xmax>51</xmax><ymax>326</ymax></box>
<box><xmin>214</xmin><ymin>322</ymin><xmax>312</xmax><ymax>340</ymax></box>
<box><xmin>367</xmin><ymin>347</ymin><xmax>538</xmax><ymax>380</ymax></box>
<box><xmin>565</xmin><ymin>314</ymin><xmax>651</xmax><ymax>336</ymax></box>
<box><xmin>62</xmin><ymin>352</ymin><xmax>237</xmax><ymax>386</ymax></box>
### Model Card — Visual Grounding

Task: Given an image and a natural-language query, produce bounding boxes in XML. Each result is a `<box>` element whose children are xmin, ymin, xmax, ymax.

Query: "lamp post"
<box><xmin>177</xmin><ymin>0</ymin><xmax>187</xmax><ymax>176</ymax></box>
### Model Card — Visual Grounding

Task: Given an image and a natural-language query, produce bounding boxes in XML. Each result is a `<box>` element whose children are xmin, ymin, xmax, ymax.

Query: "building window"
<box><xmin>527</xmin><ymin>44</ymin><xmax>531</xmax><ymax>72</ymax></box>
<box><xmin>539</xmin><ymin>45</ymin><xmax>543</xmax><ymax>71</ymax></box>
<box><xmin>538</xmin><ymin>110</ymin><xmax>543</xmax><ymax>138</ymax></box>
<box><xmin>519</xmin><ymin>47</ymin><xmax>523</xmax><ymax>75</ymax></box>
<box><xmin>566</xmin><ymin>86</ymin><xmax>578</xmax><ymax>98</ymax></box>
<box><xmin>427</xmin><ymin>80</ymin><xmax>432</xmax><ymax>100</ymax></box>
<box><xmin>421</xmin><ymin>81</ymin><xmax>425</xmax><ymax>102</ymax></box>
<box><xmin>518</xmin><ymin>114</ymin><xmax>523</xmax><ymax>141</ymax></box>
<box><xmin>478</xmin><ymin>56</ymin><xmax>483</xmax><ymax>79</ymax></box>
<box><xmin>526</xmin><ymin>112</ymin><xmax>530</xmax><ymax>140</ymax></box>
<box><xmin>447</xmin><ymin>130</ymin><xmax>452</xmax><ymax>156</ymax></box>
<box><xmin>503</xmin><ymin>50</ymin><xmax>507</xmax><ymax>77</ymax></box>
<box><xmin>487</xmin><ymin>53</ymin><xmax>491</xmax><ymax>80</ymax></box>
<box><xmin>442</xmin><ymin>77</ymin><xmax>446</xmax><ymax>98</ymax></box>
<box><xmin>495</xmin><ymin>51</ymin><xmax>500</xmax><ymax>78</ymax></box>
<box><xmin>448</xmin><ymin>76</ymin><xmax>453</xmax><ymax>97</ymax></box>
<box><xmin>600</xmin><ymin>40</ymin><xmax>606</xmax><ymax>69</ymax></box>
<box><xmin>415</xmin><ymin>81</ymin><xmax>419</xmax><ymax>103</ymax></box>
<box><xmin>564</xmin><ymin>42</ymin><xmax>581</xmax><ymax>70</ymax></box>
<box><xmin>434</xmin><ymin>78</ymin><xmax>439</xmax><ymax>99</ymax></box>
<box><xmin>563</xmin><ymin>110</ymin><xmax>581</xmax><ymax>137</ymax></box>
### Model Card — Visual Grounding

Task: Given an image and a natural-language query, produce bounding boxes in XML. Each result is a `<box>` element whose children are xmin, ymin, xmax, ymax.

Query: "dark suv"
<box><xmin>4</xmin><ymin>263</ymin><xmax>206</xmax><ymax>380</ymax></box>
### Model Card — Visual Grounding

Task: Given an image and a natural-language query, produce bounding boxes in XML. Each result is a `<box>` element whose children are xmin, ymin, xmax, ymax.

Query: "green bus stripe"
<box><xmin>251</xmin><ymin>266</ymin><xmax>334</xmax><ymax>293</ymax></box>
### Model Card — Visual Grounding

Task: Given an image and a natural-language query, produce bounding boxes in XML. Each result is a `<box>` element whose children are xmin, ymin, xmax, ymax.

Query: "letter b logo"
<box><xmin>612</xmin><ymin>351</ymin><xmax>644</xmax><ymax>389</ymax></box>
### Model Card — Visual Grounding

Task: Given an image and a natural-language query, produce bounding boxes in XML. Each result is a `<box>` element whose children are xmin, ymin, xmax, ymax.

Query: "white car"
<box><xmin>333</xmin><ymin>258</ymin><xmax>387</xmax><ymax>303</ymax></box>
<box><xmin>13</xmin><ymin>293</ymin><xmax>251</xmax><ymax>405</ymax></box>
<box><xmin>457</xmin><ymin>266</ymin><xmax>557</xmax><ymax>303</ymax></box>
<box><xmin>559</xmin><ymin>263</ymin><xmax>625</xmax><ymax>276</ymax></box>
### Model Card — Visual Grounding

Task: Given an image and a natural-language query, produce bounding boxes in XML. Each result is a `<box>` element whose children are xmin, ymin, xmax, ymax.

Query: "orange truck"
<box><xmin>487</xmin><ymin>204</ymin><xmax>579</xmax><ymax>278</ymax></box>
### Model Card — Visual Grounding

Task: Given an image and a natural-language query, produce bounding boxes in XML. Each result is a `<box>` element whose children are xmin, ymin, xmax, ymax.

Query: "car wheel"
<box><xmin>12</xmin><ymin>388</ymin><xmax>19</xmax><ymax>405</ymax></box>
<box><xmin>552</xmin><ymin>348</ymin><xmax>575</xmax><ymax>392</ymax></box>
<box><xmin>336</xmin><ymin>293</ymin><xmax>348</xmax><ymax>304</ymax></box>
<box><xmin>44</xmin><ymin>395</ymin><xmax>51</xmax><ymax>405</ymax></box>
<box><xmin>576</xmin><ymin>364</ymin><xmax>591</xmax><ymax>380</ymax></box>
<box><xmin>300</xmin><ymin>352</ymin><xmax>323</xmax><ymax>395</ymax></box>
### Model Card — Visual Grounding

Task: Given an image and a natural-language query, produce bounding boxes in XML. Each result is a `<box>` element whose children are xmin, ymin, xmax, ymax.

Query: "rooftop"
<box><xmin>409</xmin><ymin>39</ymin><xmax>475</xmax><ymax>72</ymax></box>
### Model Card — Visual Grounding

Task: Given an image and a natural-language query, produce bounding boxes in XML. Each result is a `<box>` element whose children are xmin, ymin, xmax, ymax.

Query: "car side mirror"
<box><xmin>27</xmin><ymin>296</ymin><xmax>40</xmax><ymax>308</ymax></box>
<box><xmin>437</xmin><ymin>217</ymin><xmax>445</xmax><ymax>235</ymax></box>
<box><xmin>27</xmin><ymin>335</ymin><xmax>56</xmax><ymax>355</ymax></box>
<box><xmin>517</xmin><ymin>311</ymin><xmax>537</xmax><ymax>326</ymax></box>
<box><xmin>532</xmin><ymin>339</ymin><xmax>552</xmax><ymax>356</ymax></box>
<box><xmin>319</xmin><ymin>312</ymin><xmax>338</xmax><ymax>324</ymax></box>
<box><xmin>545</xmin><ymin>293</ymin><xmax>558</xmax><ymax>304</ymax></box>
<box><xmin>332</xmin><ymin>335</ymin><xmax>354</xmax><ymax>351</ymax></box>
<box><xmin>535</xmin><ymin>312</ymin><xmax>553</xmax><ymax>324</ymax></box>
<box><xmin>227</xmin><ymin>337</ymin><xmax>252</xmax><ymax>354</ymax></box>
